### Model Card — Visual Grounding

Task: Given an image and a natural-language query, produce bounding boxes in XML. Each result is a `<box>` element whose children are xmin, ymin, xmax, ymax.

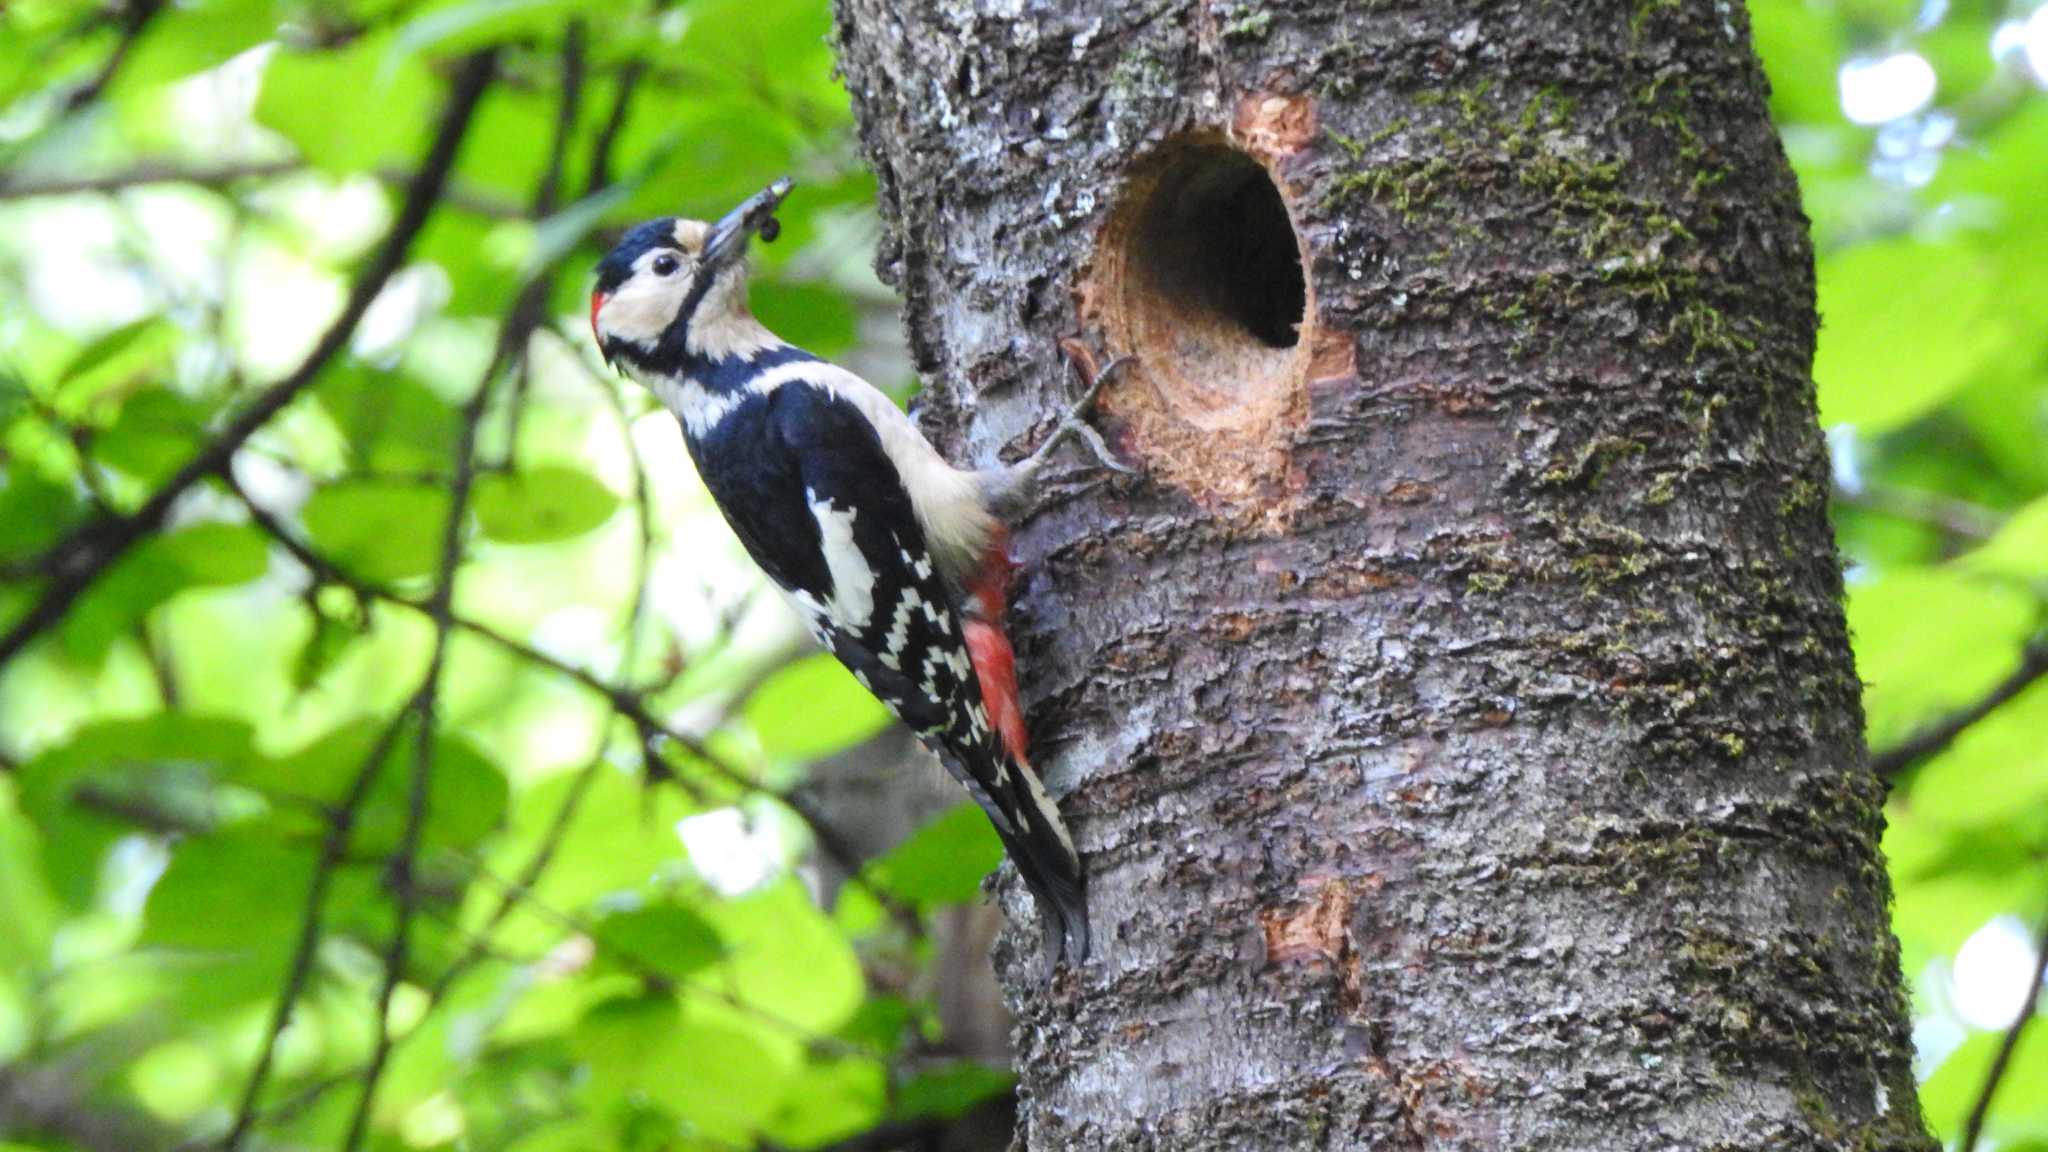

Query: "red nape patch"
<box><xmin>589</xmin><ymin>291</ymin><xmax>607</xmax><ymax>345</ymax></box>
<box><xmin>964</xmin><ymin>531</ymin><xmax>1029</xmax><ymax>766</ymax></box>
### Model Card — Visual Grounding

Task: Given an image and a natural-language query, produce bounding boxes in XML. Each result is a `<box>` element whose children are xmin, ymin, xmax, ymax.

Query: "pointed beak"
<box><xmin>589</xmin><ymin>290</ymin><xmax>612</xmax><ymax>366</ymax></box>
<box><xmin>699</xmin><ymin>177</ymin><xmax>793</xmax><ymax>272</ymax></box>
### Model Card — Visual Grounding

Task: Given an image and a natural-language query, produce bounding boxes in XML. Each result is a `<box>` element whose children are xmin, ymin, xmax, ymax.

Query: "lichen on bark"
<box><xmin>830</xmin><ymin>1</ymin><xmax>1934</xmax><ymax>1148</ymax></box>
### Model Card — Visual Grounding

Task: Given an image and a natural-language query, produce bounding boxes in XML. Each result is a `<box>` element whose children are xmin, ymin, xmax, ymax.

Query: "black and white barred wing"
<box><xmin>767</xmin><ymin>388</ymin><xmax>1009</xmax><ymax>821</ymax></box>
<box><xmin>762</xmin><ymin>385</ymin><xmax>1089</xmax><ymax>964</ymax></box>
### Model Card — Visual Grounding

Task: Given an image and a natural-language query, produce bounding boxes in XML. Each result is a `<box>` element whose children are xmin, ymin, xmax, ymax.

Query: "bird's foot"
<box><xmin>1021</xmin><ymin>340</ymin><xmax>1136</xmax><ymax>476</ymax></box>
<box><xmin>981</xmin><ymin>341</ymin><xmax>1136</xmax><ymax>516</ymax></box>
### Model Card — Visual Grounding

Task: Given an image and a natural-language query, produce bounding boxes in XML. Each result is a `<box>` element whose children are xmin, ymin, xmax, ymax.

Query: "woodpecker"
<box><xmin>590</xmin><ymin>178</ymin><xmax>1123</xmax><ymax>968</ymax></box>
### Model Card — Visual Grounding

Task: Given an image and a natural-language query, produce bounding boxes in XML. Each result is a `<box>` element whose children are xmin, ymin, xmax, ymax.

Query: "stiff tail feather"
<box><xmin>991</xmin><ymin>805</ymin><xmax>1090</xmax><ymax>970</ymax></box>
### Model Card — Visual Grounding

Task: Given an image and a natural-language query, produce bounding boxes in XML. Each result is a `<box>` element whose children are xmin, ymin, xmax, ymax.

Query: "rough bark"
<box><xmin>830</xmin><ymin>2</ymin><xmax>1932</xmax><ymax>1149</ymax></box>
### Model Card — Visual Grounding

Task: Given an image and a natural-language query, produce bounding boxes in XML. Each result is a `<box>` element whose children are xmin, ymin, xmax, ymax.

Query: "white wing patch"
<box><xmin>646</xmin><ymin>357</ymin><xmax>996</xmax><ymax>586</ymax></box>
<box><xmin>804</xmin><ymin>489</ymin><xmax>875</xmax><ymax>632</ymax></box>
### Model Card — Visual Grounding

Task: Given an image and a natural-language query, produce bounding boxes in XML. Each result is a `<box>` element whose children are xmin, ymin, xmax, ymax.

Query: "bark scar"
<box><xmin>1232</xmin><ymin>92</ymin><xmax>1318</xmax><ymax>161</ymax></box>
<box><xmin>1261</xmin><ymin>875</ymin><xmax>1354</xmax><ymax>969</ymax></box>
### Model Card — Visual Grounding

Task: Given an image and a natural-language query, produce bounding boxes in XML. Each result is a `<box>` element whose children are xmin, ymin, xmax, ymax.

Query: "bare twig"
<box><xmin>339</xmin><ymin>326</ymin><xmax>495</xmax><ymax>1152</ymax></box>
<box><xmin>219</xmin><ymin>713</ymin><xmax>410</xmax><ymax>1152</ymax></box>
<box><xmin>0</xmin><ymin>158</ymin><xmax>301</xmax><ymax>201</ymax></box>
<box><xmin>1835</xmin><ymin>482</ymin><xmax>2003</xmax><ymax>544</ymax></box>
<box><xmin>1872</xmin><ymin>639</ymin><xmax>2048</xmax><ymax>780</ymax></box>
<box><xmin>584</xmin><ymin>59</ymin><xmax>646</xmax><ymax>197</ymax></box>
<box><xmin>58</xmin><ymin>0</ymin><xmax>163</xmax><ymax>114</ymax></box>
<box><xmin>1959</xmin><ymin>912</ymin><xmax>2048</xmax><ymax>1152</ymax></box>
<box><xmin>231</xmin><ymin>476</ymin><xmax>912</xmax><ymax>924</ymax></box>
<box><xmin>340</xmin><ymin>37</ymin><xmax>596</xmax><ymax>1147</ymax></box>
<box><xmin>0</xmin><ymin>159</ymin><xmax>525</xmax><ymax>220</ymax></box>
<box><xmin>0</xmin><ymin>50</ymin><xmax>500</xmax><ymax>676</ymax></box>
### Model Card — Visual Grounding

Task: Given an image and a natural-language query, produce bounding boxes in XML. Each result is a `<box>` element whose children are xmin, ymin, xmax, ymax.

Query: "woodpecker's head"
<box><xmin>590</xmin><ymin>177</ymin><xmax>791</xmax><ymax>373</ymax></box>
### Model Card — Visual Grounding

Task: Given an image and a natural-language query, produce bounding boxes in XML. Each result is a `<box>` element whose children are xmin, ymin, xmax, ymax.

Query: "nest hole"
<box><xmin>1092</xmin><ymin>139</ymin><xmax>1311</xmax><ymax>420</ymax></box>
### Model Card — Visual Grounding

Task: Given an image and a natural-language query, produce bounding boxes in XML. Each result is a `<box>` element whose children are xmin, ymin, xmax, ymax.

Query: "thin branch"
<box><xmin>492</xmin><ymin>26</ymin><xmax>587</xmax><ymax>475</ymax></box>
<box><xmin>454</xmin><ymin>854</ymin><xmax>879</xmax><ymax>1060</ymax></box>
<box><xmin>58</xmin><ymin>0</ymin><xmax>163</xmax><ymax>114</ymax></box>
<box><xmin>1872</xmin><ymin>639</ymin><xmax>2048</xmax><ymax>780</ymax></box>
<box><xmin>1959</xmin><ymin>912</ymin><xmax>2048</xmax><ymax>1152</ymax></box>
<box><xmin>231</xmin><ymin>477</ymin><xmax>913</xmax><ymax>925</ymax></box>
<box><xmin>583</xmin><ymin>58</ymin><xmax>645</xmax><ymax>198</ymax></box>
<box><xmin>0</xmin><ymin>50</ymin><xmax>501</xmax><ymax>676</ymax></box>
<box><xmin>219</xmin><ymin>713</ymin><xmax>410</xmax><ymax>1152</ymax></box>
<box><xmin>342</xmin><ymin>37</ymin><xmax>590</xmax><ymax>1147</ymax></box>
<box><xmin>582</xmin><ymin>329</ymin><xmax>659</xmax><ymax>670</ymax></box>
<box><xmin>0</xmin><ymin>158</ymin><xmax>301</xmax><ymax>201</ymax></box>
<box><xmin>339</xmin><ymin>330</ymin><xmax>496</xmax><ymax>1152</ymax></box>
<box><xmin>536</xmin><ymin>22</ymin><xmax>585</xmax><ymax>219</ymax></box>
<box><xmin>1834</xmin><ymin>482</ymin><xmax>2003</xmax><ymax>544</ymax></box>
<box><xmin>0</xmin><ymin>160</ymin><xmax>525</xmax><ymax>220</ymax></box>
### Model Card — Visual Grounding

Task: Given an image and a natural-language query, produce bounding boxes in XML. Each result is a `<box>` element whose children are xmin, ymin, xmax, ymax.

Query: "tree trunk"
<box><xmin>829</xmin><ymin>2</ymin><xmax>1934</xmax><ymax>1148</ymax></box>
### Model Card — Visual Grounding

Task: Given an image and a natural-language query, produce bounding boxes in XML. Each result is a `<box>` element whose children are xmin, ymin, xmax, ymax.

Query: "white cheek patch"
<box><xmin>602</xmin><ymin>269</ymin><xmax>692</xmax><ymax>346</ymax></box>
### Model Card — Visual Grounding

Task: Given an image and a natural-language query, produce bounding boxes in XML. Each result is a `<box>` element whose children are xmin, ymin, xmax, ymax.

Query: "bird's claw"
<box><xmin>1041</xmin><ymin>345</ymin><xmax>1135</xmax><ymax>476</ymax></box>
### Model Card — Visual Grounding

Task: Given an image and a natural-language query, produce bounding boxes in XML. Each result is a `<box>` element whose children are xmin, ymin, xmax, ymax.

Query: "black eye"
<box><xmin>652</xmin><ymin>253</ymin><xmax>680</xmax><ymax>277</ymax></box>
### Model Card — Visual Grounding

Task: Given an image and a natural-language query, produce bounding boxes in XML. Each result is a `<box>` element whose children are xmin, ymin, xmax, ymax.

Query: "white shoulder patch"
<box><xmin>645</xmin><ymin>355</ymin><xmax>996</xmax><ymax>581</ymax></box>
<box><xmin>799</xmin><ymin>365</ymin><xmax>996</xmax><ymax>581</ymax></box>
<box><xmin>804</xmin><ymin>488</ymin><xmax>876</xmax><ymax>631</ymax></box>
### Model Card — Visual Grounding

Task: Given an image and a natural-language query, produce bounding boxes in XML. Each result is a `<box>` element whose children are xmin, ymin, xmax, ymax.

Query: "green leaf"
<box><xmin>315</xmin><ymin>368</ymin><xmax>460</xmax><ymax>475</ymax></box>
<box><xmin>866</xmin><ymin>804</ymin><xmax>1003</xmax><ymax>906</ymax></box>
<box><xmin>60</xmin><ymin>523</ymin><xmax>270</xmax><ymax>663</ymax></box>
<box><xmin>1907</xmin><ymin>689</ymin><xmax>2048</xmax><ymax>830</ymax></box>
<box><xmin>56</xmin><ymin>317</ymin><xmax>180</xmax><ymax>394</ymax></box>
<box><xmin>301</xmin><ymin>478</ymin><xmax>451</xmax><ymax>584</ymax></box>
<box><xmin>743</xmin><ymin>654</ymin><xmax>892</xmax><ymax>763</ymax></box>
<box><xmin>290</xmin><ymin>607</ymin><xmax>358</xmax><ymax>693</ymax></box>
<box><xmin>140</xmin><ymin>827</ymin><xmax>378</xmax><ymax>1015</ymax></box>
<box><xmin>0</xmin><ymin>468</ymin><xmax>86</xmax><ymax>566</ymax></box>
<box><xmin>488</xmin><ymin>764</ymin><xmax>697</xmax><ymax>955</ymax></box>
<box><xmin>390</xmin><ymin>0</ymin><xmax>603</xmax><ymax>67</ymax></box>
<box><xmin>1815</xmin><ymin>240</ymin><xmax>2012</xmax><ymax>434</ymax></box>
<box><xmin>1846</xmin><ymin>570</ymin><xmax>2034</xmax><ymax>748</ymax></box>
<box><xmin>571</xmin><ymin>995</ymin><xmax>793</xmax><ymax>1139</ymax></box>
<box><xmin>16</xmin><ymin>714</ymin><xmax>259</xmax><ymax>908</ymax></box>
<box><xmin>256</xmin><ymin>32</ymin><xmax>435</xmax><ymax>173</ymax></box>
<box><xmin>1747</xmin><ymin>0</ymin><xmax>1843</xmax><ymax>125</ymax></box>
<box><xmin>1920</xmin><ymin>1023</ymin><xmax>2048</xmax><ymax>1142</ymax></box>
<box><xmin>1959</xmin><ymin>495</ymin><xmax>2048</xmax><ymax>582</ymax></box>
<box><xmin>93</xmin><ymin>389</ymin><xmax>211</xmax><ymax>485</ymax></box>
<box><xmin>252</xmin><ymin>720</ymin><xmax>509</xmax><ymax>854</ymax></box>
<box><xmin>750</xmin><ymin>282</ymin><xmax>858</xmax><ymax>358</ymax></box>
<box><xmin>474</xmin><ymin>465</ymin><xmax>619</xmax><ymax>544</ymax></box>
<box><xmin>894</xmin><ymin>1061</ymin><xmax>1014</xmax><ymax>1121</ymax></box>
<box><xmin>0</xmin><ymin>783</ymin><xmax>61</xmax><ymax>969</ymax></box>
<box><xmin>764</xmin><ymin>1057</ymin><xmax>886</xmax><ymax>1148</ymax></box>
<box><xmin>591</xmin><ymin>903</ymin><xmax>725</xmax><ymax>980</ymax></box>
<box><xmin>692</xmin><ymin>879</ymin><xmax>862</xmax><ymax>1034</ymax></box>
<box><xmin>0</xmin><ymin>371</ymin><xmax>29</xmax><ymax>431</ymax></box>
<box><xmin>112</xmin><ymin>0</ymin><xmax>276</xmax><ymax>93</ymax></box>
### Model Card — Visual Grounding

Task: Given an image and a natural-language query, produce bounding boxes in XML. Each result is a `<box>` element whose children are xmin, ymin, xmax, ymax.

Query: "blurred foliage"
<box><xmin>0</xmin><ymin>2</ymin><xmax>1007</xmax><ymax>1151</ymax></box>
<box><xmin>1754</xmin><ymin>0</ymin><xmax>2048</xmax><ymax>1144</ymax></box>
<box><xmin>0</xmin><ymin>0</ymin><xmax>2043</xmax><ymax>1150</ymax></box>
